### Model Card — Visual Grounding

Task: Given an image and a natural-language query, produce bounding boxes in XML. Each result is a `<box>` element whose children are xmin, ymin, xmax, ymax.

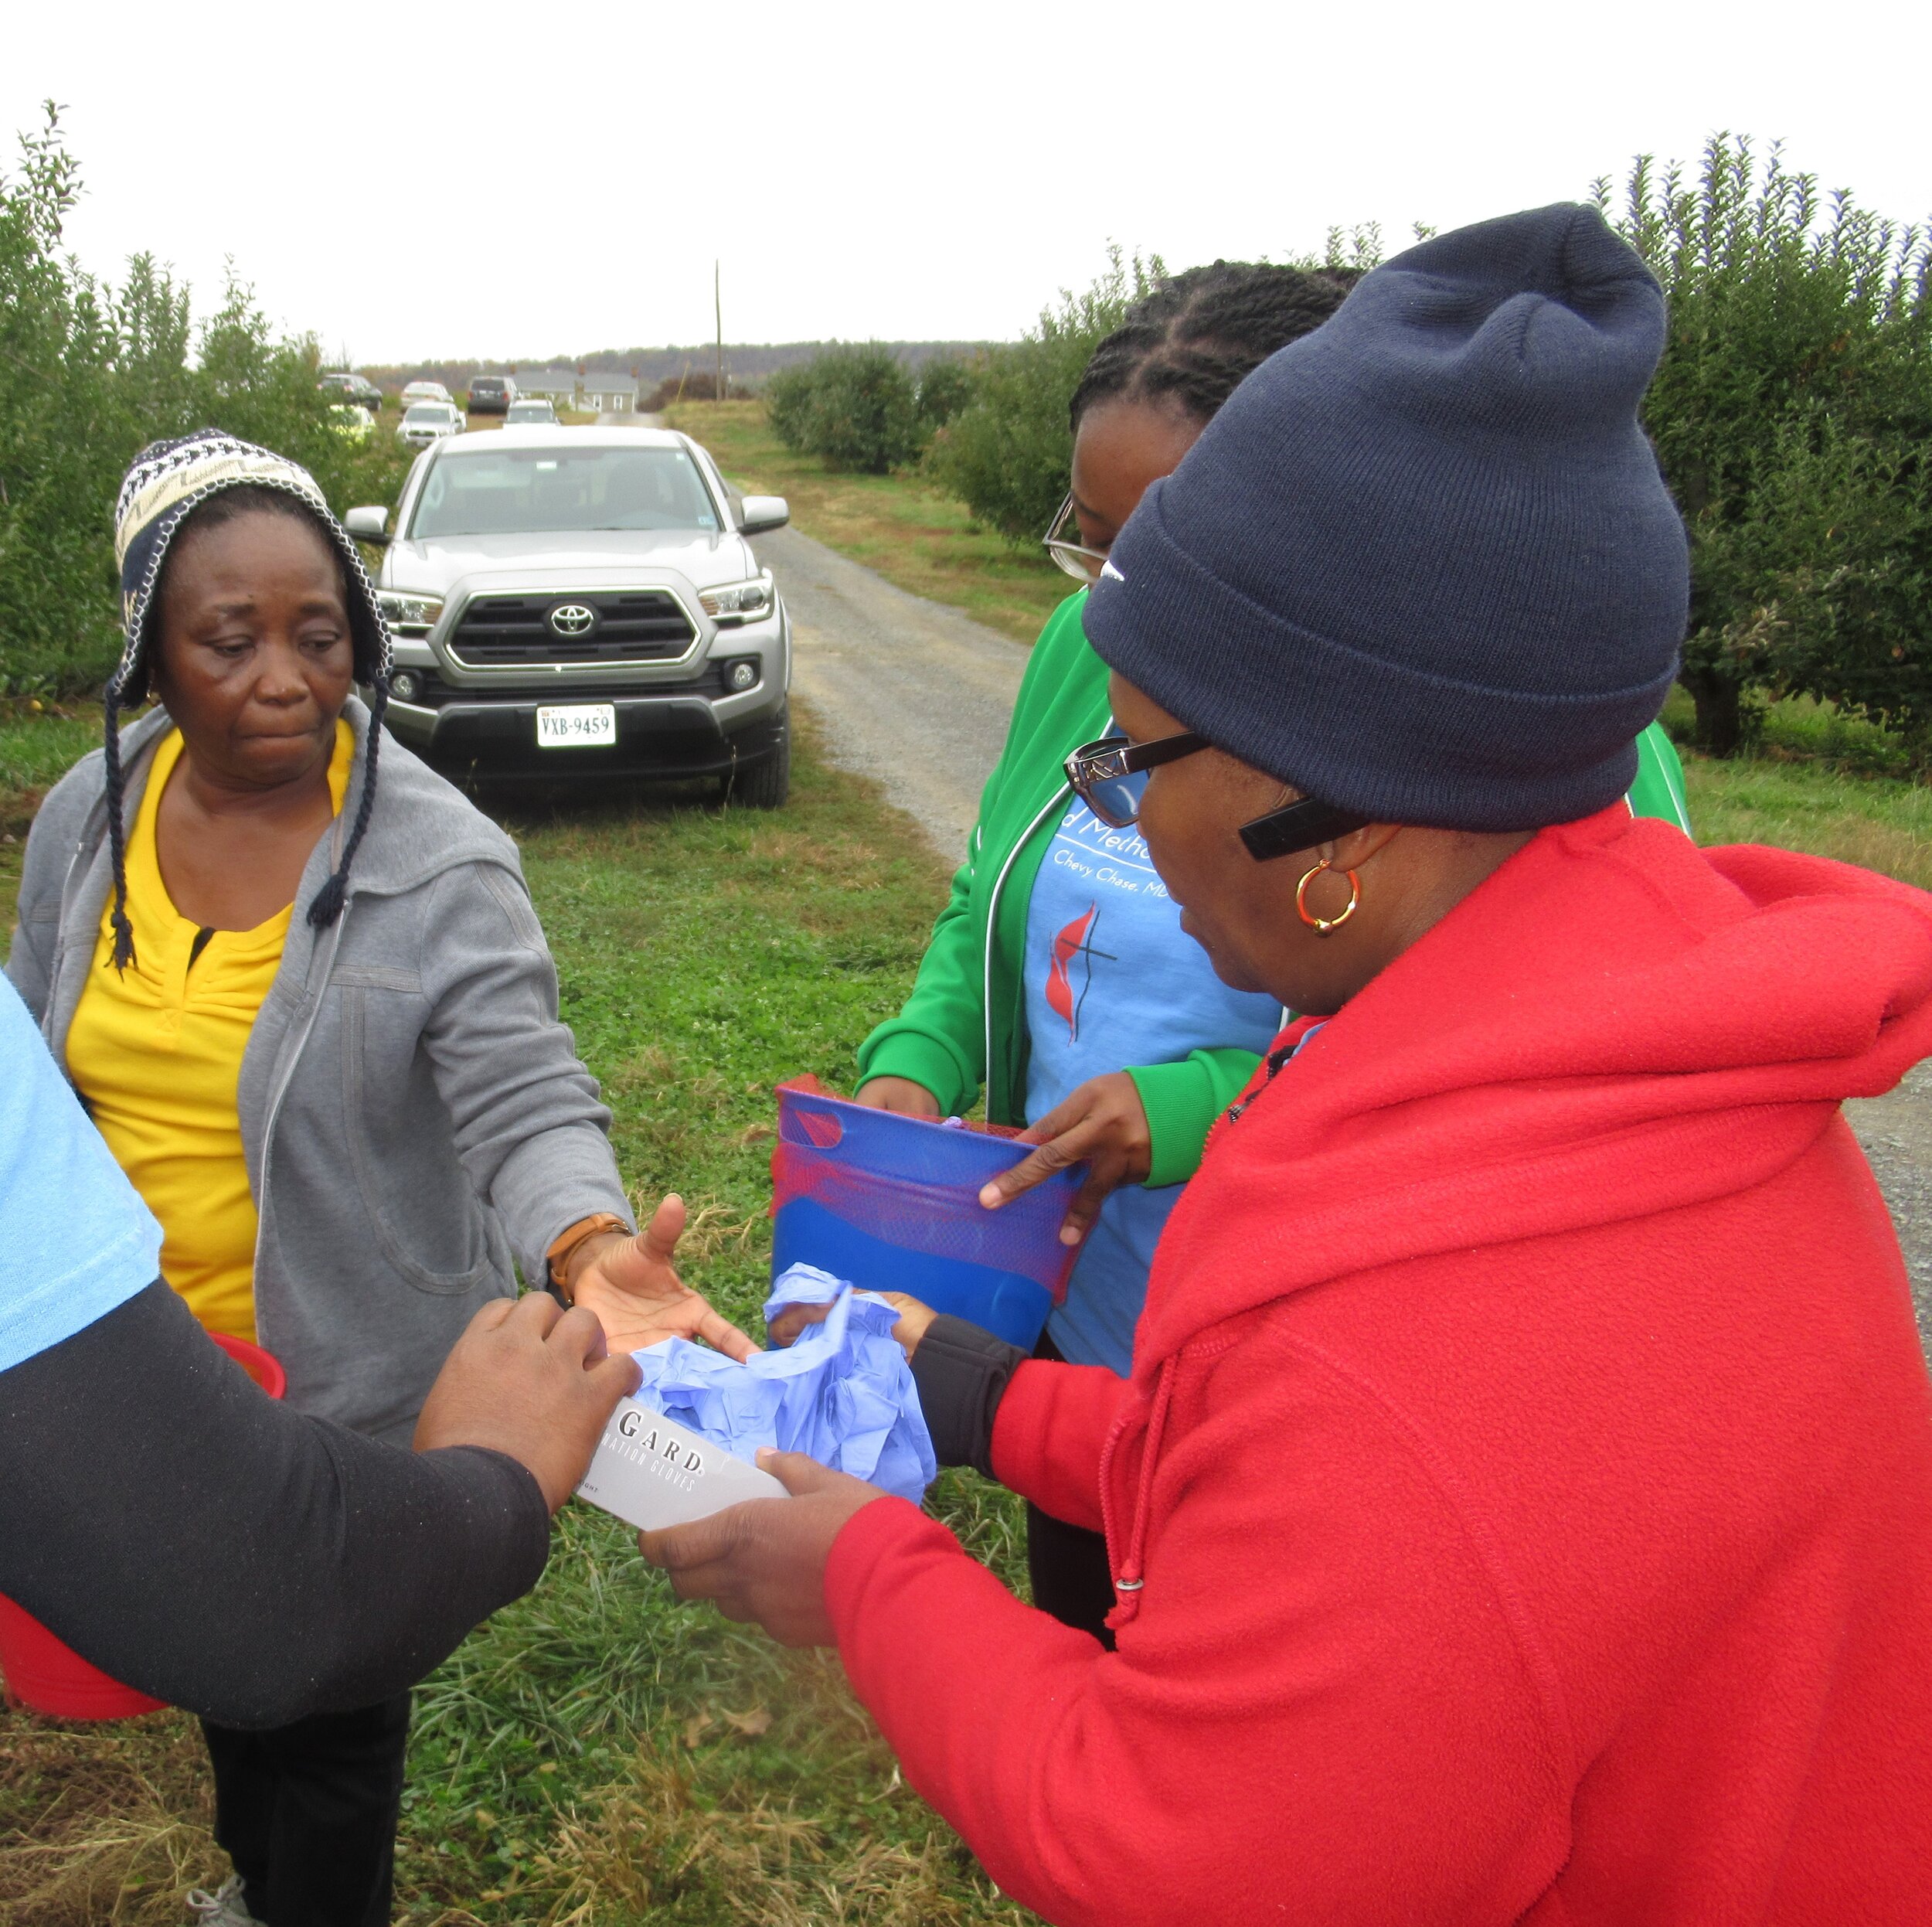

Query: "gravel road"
<box><xmin>750</xmin><ymin>518</ymin><xmax>1932</xmax><ymax>1357</ymax></box>
<box><xmin>1845</xmin><ymin>1068</ymin><xmax>1932</xmax><ymax>1350</ymax></box>
<box><xmin>748</xmin><ymin>523</ymin><xmax>1025</xmax><ymax>855</ymax></box>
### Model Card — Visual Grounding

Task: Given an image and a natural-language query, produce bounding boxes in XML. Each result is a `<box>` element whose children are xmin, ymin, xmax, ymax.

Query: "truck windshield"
<box><xmin>408</xmin><ymin>447</ymin><xmax>720</xmax><ymax>537</ymax></box>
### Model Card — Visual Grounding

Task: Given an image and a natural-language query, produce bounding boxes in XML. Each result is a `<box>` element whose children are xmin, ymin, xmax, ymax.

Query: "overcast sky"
<box><xmin>9</xmin><ymin>0</ymin><xmax>1929</xmax><ymax>366</ymax></box>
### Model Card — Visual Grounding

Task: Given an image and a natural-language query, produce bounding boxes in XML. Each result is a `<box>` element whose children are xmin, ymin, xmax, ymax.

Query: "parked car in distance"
<box><xmin>329</xmin><ymin>403</ymin><xmax>375</xmax><ymax>442</ymax></box>
<box><xmin>468</xmin><ymin>374</ymin><xmax>516</xmax><ymax>414</ymax></box>
<box><xmin>401</xmin><ymin>380</ymin><xmax>454</xmax><ymax>407</ymax></box>
<box><xmin>505</xmin><ymin>397</ymin><xmax>558</xmax><ymax>426</ymax></box>
<box><xmin>398</xmin><ymin>401</ymin><xmax>464</xmax><ymax>446</ymax></box>
<box><xmin>345</xmin><ymin>425</ymin><xmax>794</xmax><ymax>804</ymax></box>
<box><xmin>318</xmin><ymin>370</ymin><xmax>383</xmax><ymax>410</ymax></box>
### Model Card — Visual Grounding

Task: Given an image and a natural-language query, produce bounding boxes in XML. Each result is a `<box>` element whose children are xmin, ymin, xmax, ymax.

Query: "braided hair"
<box><xmin>304</xmin><ymin>672</ymin><xmax>387</xmax><ymax>931</ymax></box>
<box><xmin>100</xmin><ymin>680</ymin><xmax>138</xmax><ymax>971</ymax></box>
<box><xmin>103</xmin><ymin>479</ymin><xmax>390</xmax><ymax>968</ymax></box>
<box><xmin>1069</xmin><ymin>260</ymin><xmax>1361</xmax><ymax>435</ymax></box>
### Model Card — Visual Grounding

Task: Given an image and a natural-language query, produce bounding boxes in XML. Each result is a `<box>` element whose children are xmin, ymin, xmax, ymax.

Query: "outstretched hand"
<box><xmin>638</xmin><ymin>1449</ymin><xmax>886</xmax><ymax>1646</ymax></box>
<box><xmin>569</xmin><ymin>1194</ymin><xmax>760</xmax><ymax>1362</ymax></box>
<box><xmin>976</xmin><ymin>1071</ymin><xmax>1151</xmax><ymax>1245</ymax></box>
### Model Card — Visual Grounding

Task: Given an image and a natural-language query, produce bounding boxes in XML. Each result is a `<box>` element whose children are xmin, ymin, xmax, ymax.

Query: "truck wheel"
<box><xmin>724</xmin><ymin>709</ymin><xmax>790</xmax><ymax>809</ymax></box>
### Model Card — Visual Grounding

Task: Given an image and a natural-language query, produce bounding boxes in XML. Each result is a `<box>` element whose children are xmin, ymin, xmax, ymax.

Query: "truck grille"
<box><xmin>392</xmin><ymin>661</ymin><xmax>733</xmax><ymax>706</ymax></box>
<box><xmin>446</xmin><ymin>591</ymin><xmax>696</xmax><ymax>668</ymax></box>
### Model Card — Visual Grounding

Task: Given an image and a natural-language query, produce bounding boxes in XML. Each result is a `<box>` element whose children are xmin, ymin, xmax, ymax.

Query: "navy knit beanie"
<box><xmin>1082</xmin><ymin>203</ymin><xmax>1689</xmax><ymax>832</ymax></box>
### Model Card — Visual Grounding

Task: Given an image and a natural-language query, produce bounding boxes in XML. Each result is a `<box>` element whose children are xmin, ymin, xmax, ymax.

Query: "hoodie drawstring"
<box><xmin>1102</xmin><ymin>1356</ymin><xmax>1178</xmax><ymax>1633</ymax></box>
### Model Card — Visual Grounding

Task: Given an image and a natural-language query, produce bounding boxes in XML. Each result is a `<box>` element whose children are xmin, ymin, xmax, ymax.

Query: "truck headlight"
<box><xmin>699</xmin><ymin>575</ymin><xmax>774</xmax><ymax>623</ymax></box>
<box><xmin>377</xmin><ymin>592</ymin><xmax>444</xmax><ymax>635</ymax></box>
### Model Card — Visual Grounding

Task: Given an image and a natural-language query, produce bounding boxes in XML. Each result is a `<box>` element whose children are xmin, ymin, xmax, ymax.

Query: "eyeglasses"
<box><xmin>1043</xmin><ymin>492</ymin><xmax>1111</xmax><ymax>585</ymax></box>
<box><xmin>1064</xmin><ymin>732</ymin><xmax>1371</xmax><ymax>863</ymax></box>
<box><xmin>1064</xmin><ymin>730</ymin><xmax>1209</xmax><ymax>826</ymax></box>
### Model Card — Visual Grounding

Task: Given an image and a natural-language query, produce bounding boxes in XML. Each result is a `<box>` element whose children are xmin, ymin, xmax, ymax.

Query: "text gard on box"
<box><xmin>574</xmin><ymin>1398</ymin><xmax>788</xmax><ymax>1531</ymax></box>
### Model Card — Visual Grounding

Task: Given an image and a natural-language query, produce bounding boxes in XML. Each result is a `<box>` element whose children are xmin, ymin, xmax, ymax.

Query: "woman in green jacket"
<box><xmin>855</xmin><ymin>264</ymin><xmax>1692</xmax><ymax>1636</ymax></box>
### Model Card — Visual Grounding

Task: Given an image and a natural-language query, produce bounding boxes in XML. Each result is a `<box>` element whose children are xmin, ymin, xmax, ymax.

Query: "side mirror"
<box><xmin>737</xmin><ymin>495</ymin><xmax>789</xmax><ymax>536</ymax></box>
<box><xmin>345</xmin><ymin>506</ymin><xmax>390</xmax><ymax>545</ymax></box>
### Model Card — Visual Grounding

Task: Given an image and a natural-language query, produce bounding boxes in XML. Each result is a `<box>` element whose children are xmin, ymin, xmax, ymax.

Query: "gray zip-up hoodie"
<box><xmin>5</xmin><ymin>698</ymin><xmax>631</xmax><ymax>1443</ymax></box>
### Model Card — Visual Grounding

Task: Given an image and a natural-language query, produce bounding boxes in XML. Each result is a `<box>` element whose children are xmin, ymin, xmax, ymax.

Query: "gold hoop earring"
<box><xmin>1295</xmin><ymin>858</ymin><xmax>1360</xmax><ymax>935</ymax></box>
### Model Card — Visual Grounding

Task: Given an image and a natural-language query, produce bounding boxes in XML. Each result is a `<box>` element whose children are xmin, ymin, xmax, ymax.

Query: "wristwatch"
<box><xmin>546</xmin><ymin>1214</ymin><xmax>632</xmax><ymax>1299</ymax></box>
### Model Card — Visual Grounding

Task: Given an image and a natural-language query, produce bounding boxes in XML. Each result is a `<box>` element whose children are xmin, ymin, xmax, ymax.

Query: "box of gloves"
<box><xmin>576</xmin><ymin>1400</ymin><xmax>788</xmax><ymax>1531</ymax></box>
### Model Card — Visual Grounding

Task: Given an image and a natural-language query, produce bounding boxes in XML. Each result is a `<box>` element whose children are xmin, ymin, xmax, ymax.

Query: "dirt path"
<box><xmin>1845</xmin><ymin>1067</ymin><xmax>1932</xmax><ymax>1348</ymax></box>
<box><xmin>750</xmin><ymin>523</ymin><xmax>1025</xmax><ymax>854</ymax></box>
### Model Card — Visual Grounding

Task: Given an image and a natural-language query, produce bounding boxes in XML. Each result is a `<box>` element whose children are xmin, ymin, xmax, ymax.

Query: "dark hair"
<box><xmin>1069</xmin><ymin>261</ymin><xmax>1361</xmax><ymax>434</ymax></box>
<box><xmin>102</xmin><ymin>482</ymin><xmax>389</xmax><ymax>969</ymax></box>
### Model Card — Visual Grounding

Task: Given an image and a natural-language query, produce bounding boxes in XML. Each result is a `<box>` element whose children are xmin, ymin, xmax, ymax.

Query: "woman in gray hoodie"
<box><xmin>5</xmin><ymin>429</ymin><xmax>744</xmax><ymax>1927</ymax></box>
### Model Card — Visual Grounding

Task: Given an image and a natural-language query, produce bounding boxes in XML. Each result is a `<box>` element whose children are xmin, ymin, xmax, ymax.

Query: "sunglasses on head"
<box><xmin>1064</xmin><ymin>731</ymin><xmax>1369</xmax><ymax>862</ymax></box>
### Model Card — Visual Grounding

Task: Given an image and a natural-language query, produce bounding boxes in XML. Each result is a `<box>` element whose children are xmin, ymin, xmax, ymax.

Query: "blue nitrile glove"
<box><xmin>624</xmin><ymin>1265</ymin><xmax>936</xmax><ymax>1503</ymax></box>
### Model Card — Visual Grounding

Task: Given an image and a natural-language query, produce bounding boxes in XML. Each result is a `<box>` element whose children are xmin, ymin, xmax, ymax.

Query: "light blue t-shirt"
<box><xmin>1022</xmin><ymin>795</ymin><xmax>1282</xmax><ymax>1374</ymax></box>
<box><xmin>0</xmin><ymin>975</ymin><xmax>162</xmax><ymax>1375</ymax></box>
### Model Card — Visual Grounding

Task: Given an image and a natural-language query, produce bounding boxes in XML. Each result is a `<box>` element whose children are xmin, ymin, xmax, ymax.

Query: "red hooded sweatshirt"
<box><xmin>825</xmin><ymin>807</ymin><xmax>1932</xmax><ymax>1925</ymax></box>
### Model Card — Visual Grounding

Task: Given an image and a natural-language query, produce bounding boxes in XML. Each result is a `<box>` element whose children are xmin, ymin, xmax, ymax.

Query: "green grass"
<box><xmin>1649</xmin><ymin>687</ymin><xmax>1932</xmax><ymax>887</ymax></box>
<box><xmin>1679</xmin><ymin>754</ymin><xmax>1932</xmax><ymax>887</ymax></box>
<box><xmin>0</xmin><ymin>702</ymin><xmax>99</xmax><ymax>839</ymax></box>
<box><xmin>0</xmin><ymin>713</ymin><xmax>1035</xmax><ymax>1927</ymax></box>
<box><xmin>664</xmin><ymin>400</ymin><xmax>1071</xmax><ymax>647</ymax></box>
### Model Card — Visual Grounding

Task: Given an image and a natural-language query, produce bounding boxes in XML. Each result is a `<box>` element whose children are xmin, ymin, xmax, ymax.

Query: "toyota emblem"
<box><xmin>549</xmin><ymin>601</ymin><xmax>597</xmax><ymax>637</ymax></box>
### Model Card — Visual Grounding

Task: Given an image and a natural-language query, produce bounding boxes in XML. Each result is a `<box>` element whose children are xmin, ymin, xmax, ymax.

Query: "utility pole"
<box><xmin>714</xmin><ymin>260</ymin><xmax>724</xmax><ymax>403</ymax></box>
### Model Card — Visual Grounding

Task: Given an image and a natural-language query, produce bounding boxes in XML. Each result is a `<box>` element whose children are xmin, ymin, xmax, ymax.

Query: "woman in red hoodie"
<box><xmin>642</xmin><ymin>203</ymin><xmax>1932</xmax><ymax>1925</ymax></box>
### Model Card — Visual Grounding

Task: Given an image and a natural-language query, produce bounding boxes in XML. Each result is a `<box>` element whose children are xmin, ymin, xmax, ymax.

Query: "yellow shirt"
<box><xmin>67</xmin><ymin>723</ymin><xmax>354</xmax><ymax>1342</ymax></box>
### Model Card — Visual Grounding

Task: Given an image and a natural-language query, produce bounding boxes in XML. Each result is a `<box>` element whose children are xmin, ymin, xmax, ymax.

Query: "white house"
<box><xmin>581</xmin><ymin>373</ymin><xmax>641</xmax><ymax>414</ymax></box>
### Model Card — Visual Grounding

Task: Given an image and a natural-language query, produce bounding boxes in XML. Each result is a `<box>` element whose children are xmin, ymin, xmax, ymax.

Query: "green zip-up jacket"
<box><xmin>858</xmin><ymin>591</ymin><xmax>1692</xmax><ymax>1189</ymax></box>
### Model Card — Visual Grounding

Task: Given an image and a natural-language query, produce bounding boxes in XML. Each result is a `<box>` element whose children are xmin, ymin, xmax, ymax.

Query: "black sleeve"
<box><xmin>910</xmin><ymin>1314</ymin><xmax>1029</xmax><ymax>1478</ymax></box>
<box><xmin>0</xmin><ymin>1280</ymin><xmax>549</xmax><ymax>1728</ymax></box>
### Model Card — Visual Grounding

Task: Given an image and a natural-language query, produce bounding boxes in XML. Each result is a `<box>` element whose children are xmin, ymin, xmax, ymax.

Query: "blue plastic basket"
<box><xmin>770</xmin><ymin>1079</ymin><xmax>1083</xmax><ymax>1351</ymax></box>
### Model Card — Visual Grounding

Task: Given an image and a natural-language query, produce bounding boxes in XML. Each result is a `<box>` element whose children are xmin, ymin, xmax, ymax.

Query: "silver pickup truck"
<box><xmin>346</xmin><ymin>425</ymin><xmax>793</xmax><ymax>805</ymax></box>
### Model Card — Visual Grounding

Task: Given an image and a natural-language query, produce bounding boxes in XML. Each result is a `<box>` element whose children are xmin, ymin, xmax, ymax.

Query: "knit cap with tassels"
<box><xmin>104</xmin><ymin>430</ymin><xmax>393</xmax><ymax>967</ymax></box>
